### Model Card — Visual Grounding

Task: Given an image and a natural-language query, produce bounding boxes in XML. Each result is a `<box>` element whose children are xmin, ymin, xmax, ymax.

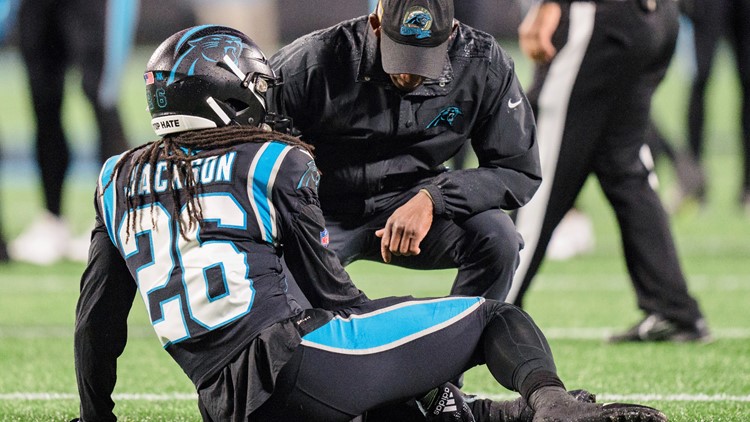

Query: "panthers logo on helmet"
<box><xmin>427</xmin><ymin>106</ymin><xmax>462</xmax><ymax>129</ymax></box>
<box><xmin>400</xmin><ymin>6</ymin><xmax>433</xmax><ymax>39</ymax></box>
<box><xmin>167</xmin><ymin>34</ymin><xmax>244</xmax><ymax>85</ymax></box>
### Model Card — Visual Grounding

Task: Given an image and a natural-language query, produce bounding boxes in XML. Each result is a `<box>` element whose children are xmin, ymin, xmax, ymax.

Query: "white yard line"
<box><xmin>3</xmin><ymin>326</ymin><xmax>750</xmax><ymax>340</ymax></box>
<box><xmin>542</xmin><ymin>327</ymin><xmax>750</xmax><ymax>340</ymax></box>
<box><xmin>477</xmin><ymin>393</ymin><xmax>750</xmax><ymax>403</ymax></box>
<box><xmin>1</xmin><ymin>392</ymin><xmax>749</xmax><ymax>402</ymax></box>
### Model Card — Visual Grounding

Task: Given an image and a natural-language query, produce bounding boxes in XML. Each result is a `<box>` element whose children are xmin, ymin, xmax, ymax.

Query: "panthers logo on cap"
<box><xmin>400</xmin><ymin>6</ymin><xmax>433</xmax><ymax>39</ymax></box>
<box><xmin>167</xmin><ymin>34</ymin><xmax>244</xmax><ymax>85</ymax></box>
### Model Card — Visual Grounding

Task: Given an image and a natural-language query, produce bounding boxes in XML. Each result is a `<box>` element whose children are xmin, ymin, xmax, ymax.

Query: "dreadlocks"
<box><xmin>106</xmin><ymin>126</ymin><xmax>314</xmax><ymax>241</ymax></box>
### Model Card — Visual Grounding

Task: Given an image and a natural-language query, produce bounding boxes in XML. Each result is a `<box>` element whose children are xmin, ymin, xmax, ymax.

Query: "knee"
<box><xmin>462</xmin><ymin>211</ymin><xmax>522</xmax><ymax>262</ymax></box>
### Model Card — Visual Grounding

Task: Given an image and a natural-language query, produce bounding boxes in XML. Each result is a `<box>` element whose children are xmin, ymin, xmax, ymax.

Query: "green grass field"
<box><xmin>0</xmin><ymin>36</ymin><xmax>749</xmax><ymax>421</ymax></box>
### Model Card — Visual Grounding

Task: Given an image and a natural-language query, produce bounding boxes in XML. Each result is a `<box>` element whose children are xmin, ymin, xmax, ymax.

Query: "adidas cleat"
<box><xmin>422</xmin><ymin>382</ymin><xmax>476</xmax><ymax>422</ymax></box>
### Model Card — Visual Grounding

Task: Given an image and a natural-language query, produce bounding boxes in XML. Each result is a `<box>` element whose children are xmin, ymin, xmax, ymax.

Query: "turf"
<box><xmin>0</xmin><ymin>39</ymin><xmax>749</xmax><ymax>421</ymax></box>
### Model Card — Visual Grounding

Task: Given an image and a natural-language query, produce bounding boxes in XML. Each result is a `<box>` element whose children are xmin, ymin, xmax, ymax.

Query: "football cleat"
<box><xmin>608</xmin><ymin>314</ymin><xmax>712</xmax><ymax>343</ymax></box>
<box><xmin>466</xmin><ymin>389</ymin><xmax>596</xmax><ymax>421</ymax></box>
<box><xmin>421</xmin><ymin>382</ymin><xmax>476</xmax><ymax>421</ymax></box>
<box><xmin>532</xmin><ymin>401</ymin><xmax>668</xmax><ymax>422</ymax></box>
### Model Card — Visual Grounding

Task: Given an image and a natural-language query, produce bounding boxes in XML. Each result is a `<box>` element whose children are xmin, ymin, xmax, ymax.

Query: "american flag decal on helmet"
<box><xmin>144</xmin><ymin>72</ymin><xmax>155</xmax><ymax>85</ymax></box>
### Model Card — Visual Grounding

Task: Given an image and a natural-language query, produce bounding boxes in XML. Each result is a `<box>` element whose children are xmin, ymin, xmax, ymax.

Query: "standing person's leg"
<box><xmin>685</xmin><ymin>0</ymin><xmax>726</xmax><ymax>202</ymax></box>
<box><xmin>62</xmin><ymin>0</ymin><xmax>139</xmax><ymax>262</ymax></box>
<box><xmin>19</xmin><ymin>0</ymin><xmax>69</xmax><ymax>218</ymax></box>
<box><xmin>597</xmin><ymin>128</ymin><xmax>708</xmax><ymax>340</ymax></box>
<box><xmin>0</xmin><ymin>144</ymin><xmax>6</xmax><ymax>262</ymax></box>
<box><xmin>509</xmin><ymin>2</ymin><xmax>607</xmax><ymax>306</ymax></box>
<box><xmin>0</xmin><ymin>0</ymin><xmax>17</xmax><ymax>263</ymax></box>
<box><xmin>598</xmin><ymin>0</ymin><xmax>709</xmax><ymax>342</ymax></box>
<box><xmin>11</xmin><ymin>0</ymin><xmax>73</xmax><ymax>264</ymax></box>
<box><xmin>67</xmin><ymin>0</ymin><xmax>138</xmax><ymax>164</ymax></box>
<box><xmin>731</xmin><ymin>0</ymin><xmax>750</xmax><ymax>208</ymax></box>
<box><xmin>597</xmin><ymin>89</ymin><xmax>707</xmax><ymax>338</ymax></box>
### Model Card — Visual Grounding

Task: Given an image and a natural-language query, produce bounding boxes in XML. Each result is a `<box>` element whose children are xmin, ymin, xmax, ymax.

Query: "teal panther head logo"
<box><xmin>427</xmin><ymin>106</ymin><xmax>462</xmax><ymax>129</ymax></box>
<box><xmin>167</xmin><ymin>34</ymin><xmax>244</xmax><ymax>85</ymax></box>
<box><xmin>400</xmin><ymin>6</ymin><xmax>433</xmax><ymax>39</ymax></box>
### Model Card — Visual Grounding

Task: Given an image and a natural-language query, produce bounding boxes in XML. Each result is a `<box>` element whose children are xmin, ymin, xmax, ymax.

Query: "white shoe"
<box><xmin>67</xmin><ymin>230</ymin><xmax>93</xmax><ymax>263</ymax></box>
<box><xmin>546</xmin><ymin>210</ymin><xmax>595</xmax><ymax>261</ymax></box>
<box><xmin>8</xmin><ymin>211</ymin><xmax>71</xmax><ymax>265</ymax></box>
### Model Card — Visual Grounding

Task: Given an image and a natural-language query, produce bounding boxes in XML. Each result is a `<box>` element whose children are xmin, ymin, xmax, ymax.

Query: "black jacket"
<box><xmin>270</xmin><ymin>16</ymin><xmax>541</xmax><ymax>219</ymax></box>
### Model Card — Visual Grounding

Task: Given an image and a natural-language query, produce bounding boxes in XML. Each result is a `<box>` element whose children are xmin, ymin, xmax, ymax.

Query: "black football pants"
<box><xmin>509</xmin><ymin>0</ymin><xmax>705</xmax><ymax>326</ymax></box>
<box><xmin>324</xmin><ymin>187</ymin><xmax>523</xmax><ymax>302</ymax></box>
<box><xmin>219</xmin><ymin>297</ymin><xmax>559</xmax><ymax>422</ymax></box>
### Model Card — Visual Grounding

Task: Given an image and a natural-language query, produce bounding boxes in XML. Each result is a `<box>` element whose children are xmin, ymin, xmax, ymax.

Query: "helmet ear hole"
<box><xmin>225</xmin><ymin>98</ymin><xmax>250</xmax><ymax>113</ymax></box>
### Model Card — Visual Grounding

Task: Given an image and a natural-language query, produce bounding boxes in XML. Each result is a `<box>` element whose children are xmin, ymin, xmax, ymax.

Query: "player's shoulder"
<box><xmin>236</xmin><ymin>139</ymin><xmax>316</xmax><ymax>185</ymax></box>
<box><xmin>233</xmin><ymin>139</ymin><xmax>311</xmax><ymax>164</ymax></box>
<box><xmin>263</xmin><ymin>140</ymin><xmax>319</xmax><ymax>194</ymax></box>
<box><xmin>97</xmin><ymin>152</ymin><xmax>129</xmax><ymax>189</ymax></box>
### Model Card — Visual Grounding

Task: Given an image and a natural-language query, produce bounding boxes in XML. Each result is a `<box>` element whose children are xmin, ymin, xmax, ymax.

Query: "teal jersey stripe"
<box><xmin>249</xmin><ymin>141</ymin><xmax>291</xmax><ymax>243</ymax></box>
<box><xmin>98</xmin><ymin>154</ymin><xmax>122</xmax><ymax>246</ymax></box>
<box><xmin>302</xmin><ymin>297</ymin><xmax>484</xmax><ymax>354</ymax></box>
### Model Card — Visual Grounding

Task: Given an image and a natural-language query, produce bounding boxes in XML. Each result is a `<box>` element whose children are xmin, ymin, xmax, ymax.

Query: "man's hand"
<box><xmin>518</xmin><ymin>2</ymin><xmax>562</xmax><ymax>64</ymax></box>
<box><xmin>375</xmin><ymin>190</ymin><xmax>433</xmax><ymax>263</ymax></box>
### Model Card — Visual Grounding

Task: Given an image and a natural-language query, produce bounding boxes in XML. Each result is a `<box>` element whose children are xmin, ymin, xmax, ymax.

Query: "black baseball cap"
<box><xmin>379</xmin><ymin>0</ymin><xmax>454</xmax><ymax>79</ymax></box>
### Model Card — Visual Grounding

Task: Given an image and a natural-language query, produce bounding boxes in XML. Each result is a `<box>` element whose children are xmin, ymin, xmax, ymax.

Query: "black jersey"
<box><xmin>94</xmin><ymin>139</ymin><xmax>366</xmax><ymax>386</ymax></box>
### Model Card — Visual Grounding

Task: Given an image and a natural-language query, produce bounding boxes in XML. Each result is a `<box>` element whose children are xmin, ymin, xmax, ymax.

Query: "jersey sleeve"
<box><xmin>272</xmin><ymin>145</ymin><xmax>369</xmax><ymax>310</ymax></box>
<box><xmin>422</xmin><ymin>42</ymin><xmax>542</xmax><ymax>216</ymax></box>
<box><xmin>74</xmin><ymin>190</ymin><xmax>137</xmax><ymax>421</ymax></box>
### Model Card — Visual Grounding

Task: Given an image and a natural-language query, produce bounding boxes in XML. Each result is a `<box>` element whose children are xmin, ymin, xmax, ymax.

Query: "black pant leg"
<box><xmin>19</xmin><ymin>0</ymin><xmax>70</xmax><ymax>216</ymax></box>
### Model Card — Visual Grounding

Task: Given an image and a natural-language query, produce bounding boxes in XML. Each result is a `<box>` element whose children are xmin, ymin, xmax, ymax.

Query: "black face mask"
<box><xmin>263</xmin><ymin>112</ymin><xmax>299</xmax><ymax>136</ymax></box>
<box><xmin>263</xmin><ymin>78</ymin><xmax>301</xmax><ymax>136</ymax></box>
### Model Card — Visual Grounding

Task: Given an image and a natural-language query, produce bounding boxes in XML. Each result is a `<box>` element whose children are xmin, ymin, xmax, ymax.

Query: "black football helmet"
<box><xmin>144</xmin><ymin>25</ymin><xmax>281</xmax><ymax>136</ymax></box>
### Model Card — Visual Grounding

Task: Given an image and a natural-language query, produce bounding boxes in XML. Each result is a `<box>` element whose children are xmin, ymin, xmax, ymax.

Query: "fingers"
<box><xmin>376</xmin><ymin>224</ymin><xmax>421</xmax><ymax>263</ymax></box>
<box><xmin>518</xmin><ymin>2</ymin><xmax>560</xmax><ymax>63</ymax></box>
<box><xmin>375</xmin><ymin>228</ymin><xmax>392</xmax><ymax>263</ymax></box>
<box><xmin>399</xmin><ymin>232</ymin><xmax>421</xmax><ymax>256</ymax></box>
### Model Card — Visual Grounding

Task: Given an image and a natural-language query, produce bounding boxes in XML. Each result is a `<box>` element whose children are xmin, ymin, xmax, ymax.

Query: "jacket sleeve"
<box><xmin>75</xmin><ymin>196</ymin><xmax>136</xmax><ymax>422</ymax></box>
<box><xmin>273</xmin><ymin>146</ymin><xmax>369</xmax><ymax>310</ymax></box>
<box><xmin>422</xmin><ymin>42</ymin><xmax>542</xmax><ymax>218</ymax></box>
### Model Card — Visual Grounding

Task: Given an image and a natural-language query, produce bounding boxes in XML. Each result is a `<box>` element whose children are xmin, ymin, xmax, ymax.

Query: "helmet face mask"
<box><xmin>144</xmin><ymin>25</ymin><xmax>279</xmax><ymax>136</ymax></box>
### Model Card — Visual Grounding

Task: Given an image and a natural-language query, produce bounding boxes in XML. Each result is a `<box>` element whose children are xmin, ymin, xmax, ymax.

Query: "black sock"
<box><xmin>519</xmin><ymin>370</ymin><xmax>565</xmax><ymax>403</ymax></box>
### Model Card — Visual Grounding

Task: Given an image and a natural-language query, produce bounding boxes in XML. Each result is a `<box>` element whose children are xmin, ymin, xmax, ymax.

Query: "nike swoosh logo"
<box><xmin>508</xmin><ymin>98</ymin><xmax>522</xmax><ymax>109</ymax></box>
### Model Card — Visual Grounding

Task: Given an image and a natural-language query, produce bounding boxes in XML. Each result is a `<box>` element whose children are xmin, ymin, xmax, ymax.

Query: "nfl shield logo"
<box><xmin>320</xmin><ymin>229</ymin><xmax>329</xmax><ymax>247</ymax></box>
